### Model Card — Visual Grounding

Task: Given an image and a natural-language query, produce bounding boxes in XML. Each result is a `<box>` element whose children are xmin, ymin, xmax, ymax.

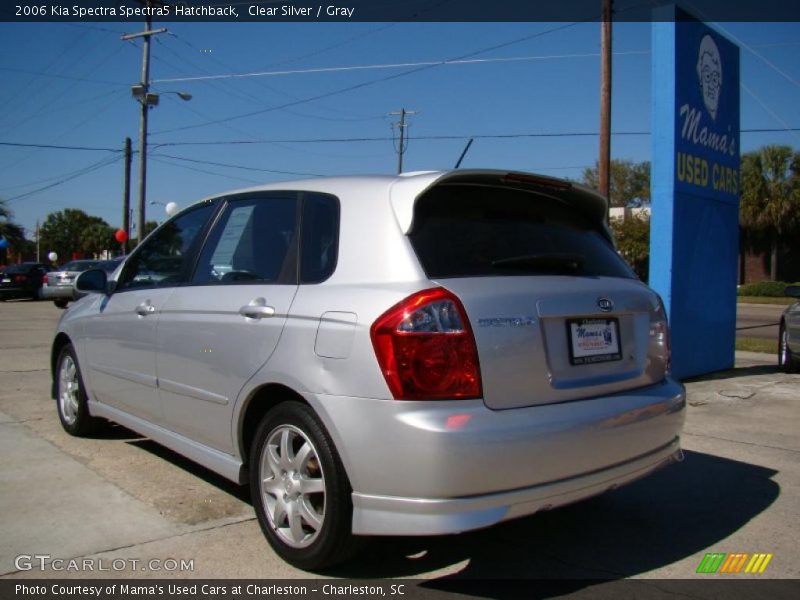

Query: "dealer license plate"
<box><xmin>1</xmin><ymin>278</ymin><xmax>10</xmax><ymax>283</ymax></box>
<box><xmin>567</xmin><ymin>318</ymin><xmax>622</xmax><ymax>365</ymax></box>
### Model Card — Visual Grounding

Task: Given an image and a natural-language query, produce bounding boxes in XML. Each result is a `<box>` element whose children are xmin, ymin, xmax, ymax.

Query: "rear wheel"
<box><xmin>250</xmin><ymin>401</ymin><xmax>358</xmax><ymax>570</ymax></box>
<box><xmin>54</xmin><ymin>299</ymin><xmax>68</xmax><ymax>309</ymax></box>
<box><xmin>778</xmin><ymin>322</ymin><xmax>799</xmax><ymax>373</ymax></box>
<box><xmin>56</xmin><ymin>344</ymin><xmax>101</xmax><ymax>436</ymax></box>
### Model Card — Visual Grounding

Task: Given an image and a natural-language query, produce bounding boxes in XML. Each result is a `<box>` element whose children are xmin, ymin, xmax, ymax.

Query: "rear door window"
<box><xmin>300</xmin><ymin>193</ymin><xmax>339</xmax><ymax>284</ymax></box>
<box><xmin>192</xmin><ymin>194</ymin><xmax>299</xmax><ymax>285</ymax></box>
<box><xmin>408</xmin><ymin>185</ymin><xmax>635</xmax><ymax>279</ymax></box>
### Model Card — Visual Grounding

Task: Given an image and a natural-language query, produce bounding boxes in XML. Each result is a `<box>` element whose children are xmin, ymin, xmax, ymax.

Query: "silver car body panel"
<box><xmin>784</xmin><ymin>298</ymin><xmax>800</xmax><ymax>353</ymax></box>
<box><xmin>55</xmin><ymin>169</ymin><xmax>686</xmax><ymax>537</ymax></box>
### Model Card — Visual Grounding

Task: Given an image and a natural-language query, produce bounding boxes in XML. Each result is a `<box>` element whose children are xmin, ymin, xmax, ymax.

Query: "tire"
<box><xmin>778</xmin><ymin>322</ymin><xmax>799</xmax><ymax>373</ymax></box>
<box><xmin>55</xmin><ymin>344</ymin><xmax>101</xmax><ymax>436</ymax></box>
<box><xmin>250</xmin><ymin>401</ymin><xmax>359</xmax><ymax>570</ymax></box>
<box><xmin>54</xmin><ymin>299</ymin><xmax>69</xmax><ymax>309</ymax></box>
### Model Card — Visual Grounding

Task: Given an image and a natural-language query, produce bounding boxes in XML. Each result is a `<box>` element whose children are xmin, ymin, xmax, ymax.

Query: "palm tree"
<box><xmin>740</xmin><ymin>145</ymin><xmax>800</xmax><ymax>281</ymax></box>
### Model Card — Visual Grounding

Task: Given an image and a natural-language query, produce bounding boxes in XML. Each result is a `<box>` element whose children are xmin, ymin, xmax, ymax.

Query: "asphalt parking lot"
<box><xmin>0</xmin><ymin>299</ymin><xmax>798</xmax><ymax>587</ymax></box>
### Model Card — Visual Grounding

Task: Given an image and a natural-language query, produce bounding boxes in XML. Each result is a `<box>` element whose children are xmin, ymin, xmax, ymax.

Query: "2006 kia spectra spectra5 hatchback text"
<box><xmin>52</xmin><ymin>170</ymin><xmax>686</xmax><ymax>570</ymax></box>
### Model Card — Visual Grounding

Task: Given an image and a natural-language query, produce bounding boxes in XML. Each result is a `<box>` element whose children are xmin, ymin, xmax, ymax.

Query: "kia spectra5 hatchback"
<box><xmin>53</xmin><ymin>169</ymin><xmax>686</xmax><ymax>569</ymax></box>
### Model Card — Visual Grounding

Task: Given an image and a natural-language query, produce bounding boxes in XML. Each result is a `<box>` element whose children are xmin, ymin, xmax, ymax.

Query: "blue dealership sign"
<box><xmin>650</xmin><ymin>6</ymin><xmax>740</xmax><ymax>379</ymax></box>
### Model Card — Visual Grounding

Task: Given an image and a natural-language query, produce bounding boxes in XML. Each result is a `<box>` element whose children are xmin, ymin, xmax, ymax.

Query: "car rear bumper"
<box><xmin>307</xmin><ymin>377</ymin><xmax>686</xmax><ymax>536</ymax></box>
<box><xmin>0</xmin><ymin>287</ymin><xmax>29</xmax><ymax>299</ymax></box>
<box><xmin>41</xmin><ymin>285</ymin><xmax>73</xmax><ymax>299</ymax></box>
<box><xmin>351</xmin><ymin>437</ymin><xmax>682</xmax><ymax>535</ymax></box>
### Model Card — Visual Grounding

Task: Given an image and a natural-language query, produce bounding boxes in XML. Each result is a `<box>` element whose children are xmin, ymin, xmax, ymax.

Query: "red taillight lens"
<box><xmin>13</xmin><ymin>275</ymin><xmax>25</xmax><ymax>284</ymax></box>
<box><xmin>370</xmin><ymin>288</ymin><xmax>482</xmax><ymax>400</ymax></box>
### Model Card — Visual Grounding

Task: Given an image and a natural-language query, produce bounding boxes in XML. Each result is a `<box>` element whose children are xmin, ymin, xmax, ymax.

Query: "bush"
<box><xmin>610</xmin><ymin>213</ymin><xmax>650</xmax><ymax>282</ymax></box>
<box><xmin>737</xmin><ymin>281</ymin><xmax>798</xmax><ymax>297</ymax></box>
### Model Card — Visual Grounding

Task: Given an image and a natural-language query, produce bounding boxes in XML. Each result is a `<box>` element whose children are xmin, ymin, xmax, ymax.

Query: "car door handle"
<box><xmin>135</xmin><ymin>302</ymin><xmax>156</xmax><ymax>316</ymax></box>
<box><xmin>239</xmin><ymin>301</ymin><xmax>275</xmax><ymax>319</ymax></box>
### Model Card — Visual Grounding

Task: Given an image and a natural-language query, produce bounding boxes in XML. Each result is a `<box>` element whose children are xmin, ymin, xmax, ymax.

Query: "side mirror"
<box><xmin>75</xmin><ymin>268</ymin><xmax>108</xmax><ymax>295</ymax></box>
<box><xmin>785</xmin><ymin>285</ymin><xmax>800</xmax><ymax>299</ymax></box>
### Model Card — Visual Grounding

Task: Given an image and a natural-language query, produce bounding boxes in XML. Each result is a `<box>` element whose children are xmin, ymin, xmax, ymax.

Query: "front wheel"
<box><xmin>56</xmin><ymin>344</ymin><xmax>101</xmax><ymax>436</ymax></box>
<box><xmin>54</xmin><ymin>299</ymin><xmax>69</xmax><ymax>309</ymax></box>
<box><xmin>778</xmin><ymin>322</ymin><xmax>799</xmax><ymax>373</ymax></box>
<box><xmin>250</xmin><ymin>401</ymin><xmax>358</xmax><ymax>570</ymax></box>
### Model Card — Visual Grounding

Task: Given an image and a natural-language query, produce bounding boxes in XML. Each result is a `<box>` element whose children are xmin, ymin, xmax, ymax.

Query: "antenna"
<box><xmin>454</xmin><ymin>138</ymin><xmax>474</xmax><ymax>169</ymax></box>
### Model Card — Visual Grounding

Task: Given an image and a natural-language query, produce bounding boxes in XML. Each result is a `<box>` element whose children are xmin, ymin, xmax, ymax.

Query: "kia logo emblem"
<box><xmin>597</xmin><ymin>298</ymin><xmax>614</xmax><ymax>312</ymax></box>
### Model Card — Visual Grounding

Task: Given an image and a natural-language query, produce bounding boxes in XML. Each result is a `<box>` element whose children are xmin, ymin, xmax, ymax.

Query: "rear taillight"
<box><xmin>370</xmin><ymin>288</ymin><xmax>482</xmax><ymax>400</ymax></box>
<box><xmin>13</xmin><ymin>275</ymin><xmax>25</xmax><ymax>284</ymax></box>
<box><xmin>649</xmin><ymin>296</ymin><xmax>671</xmax><ymax>374</ymax></box>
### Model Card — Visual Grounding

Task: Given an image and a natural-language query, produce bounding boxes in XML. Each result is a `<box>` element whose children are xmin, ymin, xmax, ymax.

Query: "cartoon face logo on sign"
<box><xmin>697</xmin><ymin>34</ymin><xmax>722</xmax><ymax>120</ymax></box>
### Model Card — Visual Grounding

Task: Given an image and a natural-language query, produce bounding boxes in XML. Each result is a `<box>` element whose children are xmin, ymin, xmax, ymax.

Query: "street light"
<box><xmin>129</xmin><ymin>82</ymin><xmax>191</xmax><ymax>248</ymax></box>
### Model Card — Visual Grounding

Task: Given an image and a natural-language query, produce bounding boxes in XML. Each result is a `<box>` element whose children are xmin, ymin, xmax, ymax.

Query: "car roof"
<box><xmin>190</xmin><ymin>169</ymin><xmax>608</xmax><ymax>234</ymax></box>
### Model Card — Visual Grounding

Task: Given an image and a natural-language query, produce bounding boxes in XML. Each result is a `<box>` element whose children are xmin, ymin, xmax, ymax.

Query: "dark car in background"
<box><xmin>0</xmin><ymin>263</ymin><xmax>51</xmax><ymax>301</ymax></box>
<box><xmin>43</xmin><ymin>260</ymin><xmax>100</xmax><ymax>308</ymax></box>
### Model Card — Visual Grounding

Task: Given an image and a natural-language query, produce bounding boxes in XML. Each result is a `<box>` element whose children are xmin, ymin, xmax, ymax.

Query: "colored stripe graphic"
<box><xmin>745</xmin><ymin>554</ymin><xmax>774</xmax><ymax>574</ymax></box>
<box><xmin>698</xmin><ymin>553</ymin><xmax>774</xmax><ymax>574</ymax></box>
<box><xmin>697</xmin><ymin>553</ymin><xmax>726</xmax><ymax>573</ymax></box>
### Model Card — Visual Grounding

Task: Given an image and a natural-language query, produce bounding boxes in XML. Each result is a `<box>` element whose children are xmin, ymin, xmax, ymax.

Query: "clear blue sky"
<box><xmin>1</xmin><ymin>20</ymin><xmax>799</xmax><ymax>237</ymax></box>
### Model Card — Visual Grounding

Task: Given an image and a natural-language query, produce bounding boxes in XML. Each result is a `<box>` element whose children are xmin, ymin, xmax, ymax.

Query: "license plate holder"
<box><xmin>567</xmin><ymin>317</ymin><xmax>622</xmax><ymax>366</ymax></box>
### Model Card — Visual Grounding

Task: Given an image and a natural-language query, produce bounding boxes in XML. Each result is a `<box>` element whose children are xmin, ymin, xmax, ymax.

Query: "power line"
<box><xmin>152</xmin><ymin>153</ymin><xmax>324</xmax><ymax>177</ymax></box>
<box><xmin>2</xmin><ymin>126</ymin><xmax>797</xmax><ymax>156</ymax></box>
<box><xmin>150</xmin><ymin>22</ymin><xmax>585</xmax><ymax>136</ymax></box>
<box><xmin>0</xmin><ymin>67</ymin><xmax>126</xmax><ymax>87</ymax></box>
<box><xmin>149</xmin><ymin>156</ymin><xmax>264</xmax><ymax>185</ymax></box>
<box><xmin>0</xmin><ymin>141</ymin><xmax>123</xmax><ymax>151</ymax></box>
<box><xmin>160</xmin><ymin>31</ymin><xmax>389</xmax><ymax>123</ymax></box>
<box><xmin>5</xmin><ymin>155</ymin><xmax>122</xmax><ymax>203</ymax></box>
<box><xmin>151</xmin><ymin>50</ymin><xmax>650</xmax><ymax>84</ymax></box>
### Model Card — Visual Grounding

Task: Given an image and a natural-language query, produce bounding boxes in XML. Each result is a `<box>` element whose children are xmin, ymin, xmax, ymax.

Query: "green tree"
<box><xmin>582</xmin><ymin>159</ymin><xmax>650</xmax><ymax>207</ymax></box>
<box><xmin>611</xmin><ymin>213</ymin><xmax>650</xmax><ymax>282</ymax></box>
<box><xmin>39</xmin><ymin>209</ymin><xmax>116</xmax><ymax>263</ymax></box>
<box><xmin>740</xmin><ymin>145</ymin><xmax>800</xmax><ymax>280</ymax></box>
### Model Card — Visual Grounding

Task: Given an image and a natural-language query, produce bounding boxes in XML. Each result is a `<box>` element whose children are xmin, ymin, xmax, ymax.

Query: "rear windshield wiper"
<box><xmin>491</xmin><ymin>253</ymin><xmax>585</xmax><ymax>272</ymax></box>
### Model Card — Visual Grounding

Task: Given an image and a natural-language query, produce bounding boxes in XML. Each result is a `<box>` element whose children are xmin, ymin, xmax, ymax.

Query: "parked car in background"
<box><xmin>0</xmin><ymin>262</ymin><xmax>51</xmax><ymax>300</ymax></box>
<box><xmin>71</xmin><ymin>257</ymin><xmax>125</xmax><ymax>303</ymax></box>
<box><xmin>779</xmin><ymin>285</ymin><xmax>800</xmax><ymax>372</ymax></box>
<box><xmin>53</xmin><ymin>170</ymin><xmax>686</xmax><ymax>569</ymax></box>
<box><xmin>43</xmin><ymin>260</ymin><xmax>100</xmax><ymax>308</ymax></box>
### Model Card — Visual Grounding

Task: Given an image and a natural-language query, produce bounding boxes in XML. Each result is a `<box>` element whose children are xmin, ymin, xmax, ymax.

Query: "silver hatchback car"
<box><xmin>53</xmin><ymin>170</ymin><xmax>686</xmax><ymax>569</ymax></box>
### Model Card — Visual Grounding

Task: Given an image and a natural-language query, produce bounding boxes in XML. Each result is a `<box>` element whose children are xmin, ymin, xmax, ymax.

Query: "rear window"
<box><xmin>7</xmin><ymin>264</ymin><xmax>36</xmax><ymax>273</ymax></box>
<box><xmin>408</xmin><ymin>185</ymin><xmax>635</xmax><ymax>279</ymax></box>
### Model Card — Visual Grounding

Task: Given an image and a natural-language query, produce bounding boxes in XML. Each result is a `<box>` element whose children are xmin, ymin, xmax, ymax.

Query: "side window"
<box><xmin>193</xmin><ymin>194</ymin><xmax>298</xmax><ymax>285</ymax></box>
<box><xmin>118</xmin><ymin>203</ymin><xmax>216</xmax><ymax>290</ymax></box>
<box><xmin>300</xmin><ymin>193</ymin><xmax>339</xmax><ymax>284</ymax></box>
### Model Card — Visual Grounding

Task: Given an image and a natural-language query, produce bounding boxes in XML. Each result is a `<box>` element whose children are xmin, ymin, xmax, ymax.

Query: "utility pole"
<box><xmin>122</xmin><ymin>137</ymin><xmax>132</xmax><ymax>253</ymax></box>
<box><xmin>121</xmin><ymin>2</ymin><xmax>166</xmax><ymax>247</ymax></box>
<box><xmin>390</xmin><ymin>108</ymin><xmax>417</xmax><ymax>174</ymax></box>
<box><xmin>35</xmin><ymin>220</ymin><xmax>40</xmax><ymax>262</ymax></box>
<box><xmin>599</xmin><ymin>0</ymin><xmax>613</xmax><ymax>219</ymax></box>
